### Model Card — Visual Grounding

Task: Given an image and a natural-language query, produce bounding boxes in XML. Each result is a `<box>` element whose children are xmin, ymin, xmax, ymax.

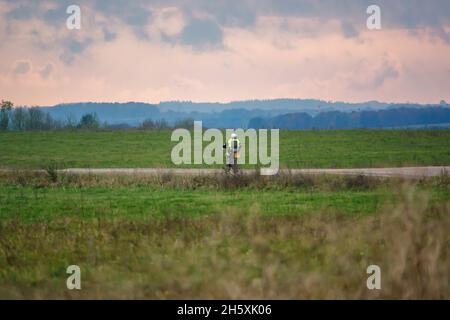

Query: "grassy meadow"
<box><xmin>0</xmin><ymin>129</ymin><xmax>449</xmax><ymax>299</ymax></box>
<box><xmin>1</xmin><ymin>129</ymin><xmax>450</xmax><ymax>169</ymax></box>
<box><xmin>0</xmin><ymin>170</ymin><xmax>449</xmax><ymax>299</ymax></box>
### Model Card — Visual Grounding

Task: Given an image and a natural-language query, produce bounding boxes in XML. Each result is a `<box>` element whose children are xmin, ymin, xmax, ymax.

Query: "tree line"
<box><xmin>0</xmin><ymin>100</ymin><xmax>102</xmax><ymax>130</ymax></box>
<box><xmin>248</xmin><ymin>107</ymin><xmax>450</xmax><ymax>129</ymax></box>
<box><xmin>0</xmin><ymin>100</ymin><xmax>195</xmax><ymax>131</ymax></box>
<box><xmin>4</xmin><ymin>99</ymin><xmax>449</xmax><ymax>131</ymax></box>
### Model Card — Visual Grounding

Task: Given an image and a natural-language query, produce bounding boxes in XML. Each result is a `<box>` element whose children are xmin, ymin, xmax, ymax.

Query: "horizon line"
<box><xmin>8</xmin><ymin>98</ymin><xmax>448</xmax><ymax>108</ymax></box>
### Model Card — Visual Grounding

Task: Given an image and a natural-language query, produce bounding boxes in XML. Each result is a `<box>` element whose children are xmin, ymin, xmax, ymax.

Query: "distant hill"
<box><xmin>156</xmin><ymin>99</ymin><xmax>389</xmax><ymax>114</ymax></box>
<box><xmin>33</xmin><ymin>99</ymin><xmax>449</xmax><ymax>128</ymax></box>
<box><xmin>41</xmin><ymin>102</ymin><xmax>160</xmax><ymax>126</ymax></box>
<box><xmin>248</xmin><ymin>106</ymin><xmax>450</xmax><ymax>130</ymax></box>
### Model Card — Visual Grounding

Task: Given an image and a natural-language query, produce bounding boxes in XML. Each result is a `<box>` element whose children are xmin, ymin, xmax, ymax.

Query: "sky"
<box><xmin>0</xmin><ymin>0</ymin><xmax>449</xmax><ymax>106</ymax></box>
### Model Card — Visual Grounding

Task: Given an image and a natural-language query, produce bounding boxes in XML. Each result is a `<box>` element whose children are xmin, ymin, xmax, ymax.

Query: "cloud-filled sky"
<box><xmin>0</xmin><ymin>0</ymin><xmax>449</xmax><ymax>106</ymax></box>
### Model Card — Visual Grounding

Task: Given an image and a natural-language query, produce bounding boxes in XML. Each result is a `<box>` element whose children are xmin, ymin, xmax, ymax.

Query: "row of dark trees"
<box><xmin>7</xmin><ymin>99</ymin><xmax>448</xmax><ymax>131</ymax></box>
<box><xmin>139</xmin><ymin>118</ymin><xmax>195</xmax><ymax>130</ymax></box>
<box><xmin>0</xmin><ymin>100</ymin><xmax>101</xmax><ymax>131</ymax></box>
<box><xmin>248</xmin><ymin>107</ymin><xmax>450</xmax><ymax>129</ymax></box>
<box><xmin>0</xmin><ymin>100</ymin><xmax>195</xmax><ymax>131</ymax></box>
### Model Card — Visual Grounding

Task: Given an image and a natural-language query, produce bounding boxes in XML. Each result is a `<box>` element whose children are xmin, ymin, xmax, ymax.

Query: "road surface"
<box><xmin>57</xmin><ymin>166</ymin><xmax>450</xmax><ymax>178</ymax></box>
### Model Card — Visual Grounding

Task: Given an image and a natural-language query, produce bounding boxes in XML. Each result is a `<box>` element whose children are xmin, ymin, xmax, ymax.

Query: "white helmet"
<box><xmin>231</xmin><ymin>133</ymin><xmax>237</xmax><ymax>139</ymax></box>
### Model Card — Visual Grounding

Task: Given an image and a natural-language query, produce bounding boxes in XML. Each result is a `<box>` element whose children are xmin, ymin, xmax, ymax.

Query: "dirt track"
<box><xmin>58</xmin><ymin>166</ymin><xmax>450</xmax><ymax>178</ymax></box>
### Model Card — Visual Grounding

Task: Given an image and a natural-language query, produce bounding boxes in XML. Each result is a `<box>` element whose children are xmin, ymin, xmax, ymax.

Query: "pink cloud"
<box><xmin>0</xmin><ymin>11</ymin><xmax>449</xmax><ymax>105</ymax></box>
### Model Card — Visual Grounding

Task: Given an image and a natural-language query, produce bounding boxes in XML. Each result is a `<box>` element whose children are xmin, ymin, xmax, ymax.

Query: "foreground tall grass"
<box><xmin>0</xmin><ymin>172</ymin><xmax>449</xmax><ymax>299</ymax></box>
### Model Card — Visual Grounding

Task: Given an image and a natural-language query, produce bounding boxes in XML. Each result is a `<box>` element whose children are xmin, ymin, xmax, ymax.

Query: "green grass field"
<box><xmin>1</xmin><ymin>129</ymin><xmax>450</xmax><ymax>169</ymax></box>
<box><xmin>0</xmin><ymin>186</ymin><xmax>388</xmax><ymax>221</ymax></box>
<box><xmin>1</xmin><ymin>172</ymin><xmax>449</xmax><ymax>222</ymax></box>
<box><xmin>1</xmin><ymin>129</ymin><xmax>449</xmax><ymax>299</ymax></box>
<box><xmin>0</xmin><ymin>171</ymin><xmax>449</xmax><ymax>299</ymax></box>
